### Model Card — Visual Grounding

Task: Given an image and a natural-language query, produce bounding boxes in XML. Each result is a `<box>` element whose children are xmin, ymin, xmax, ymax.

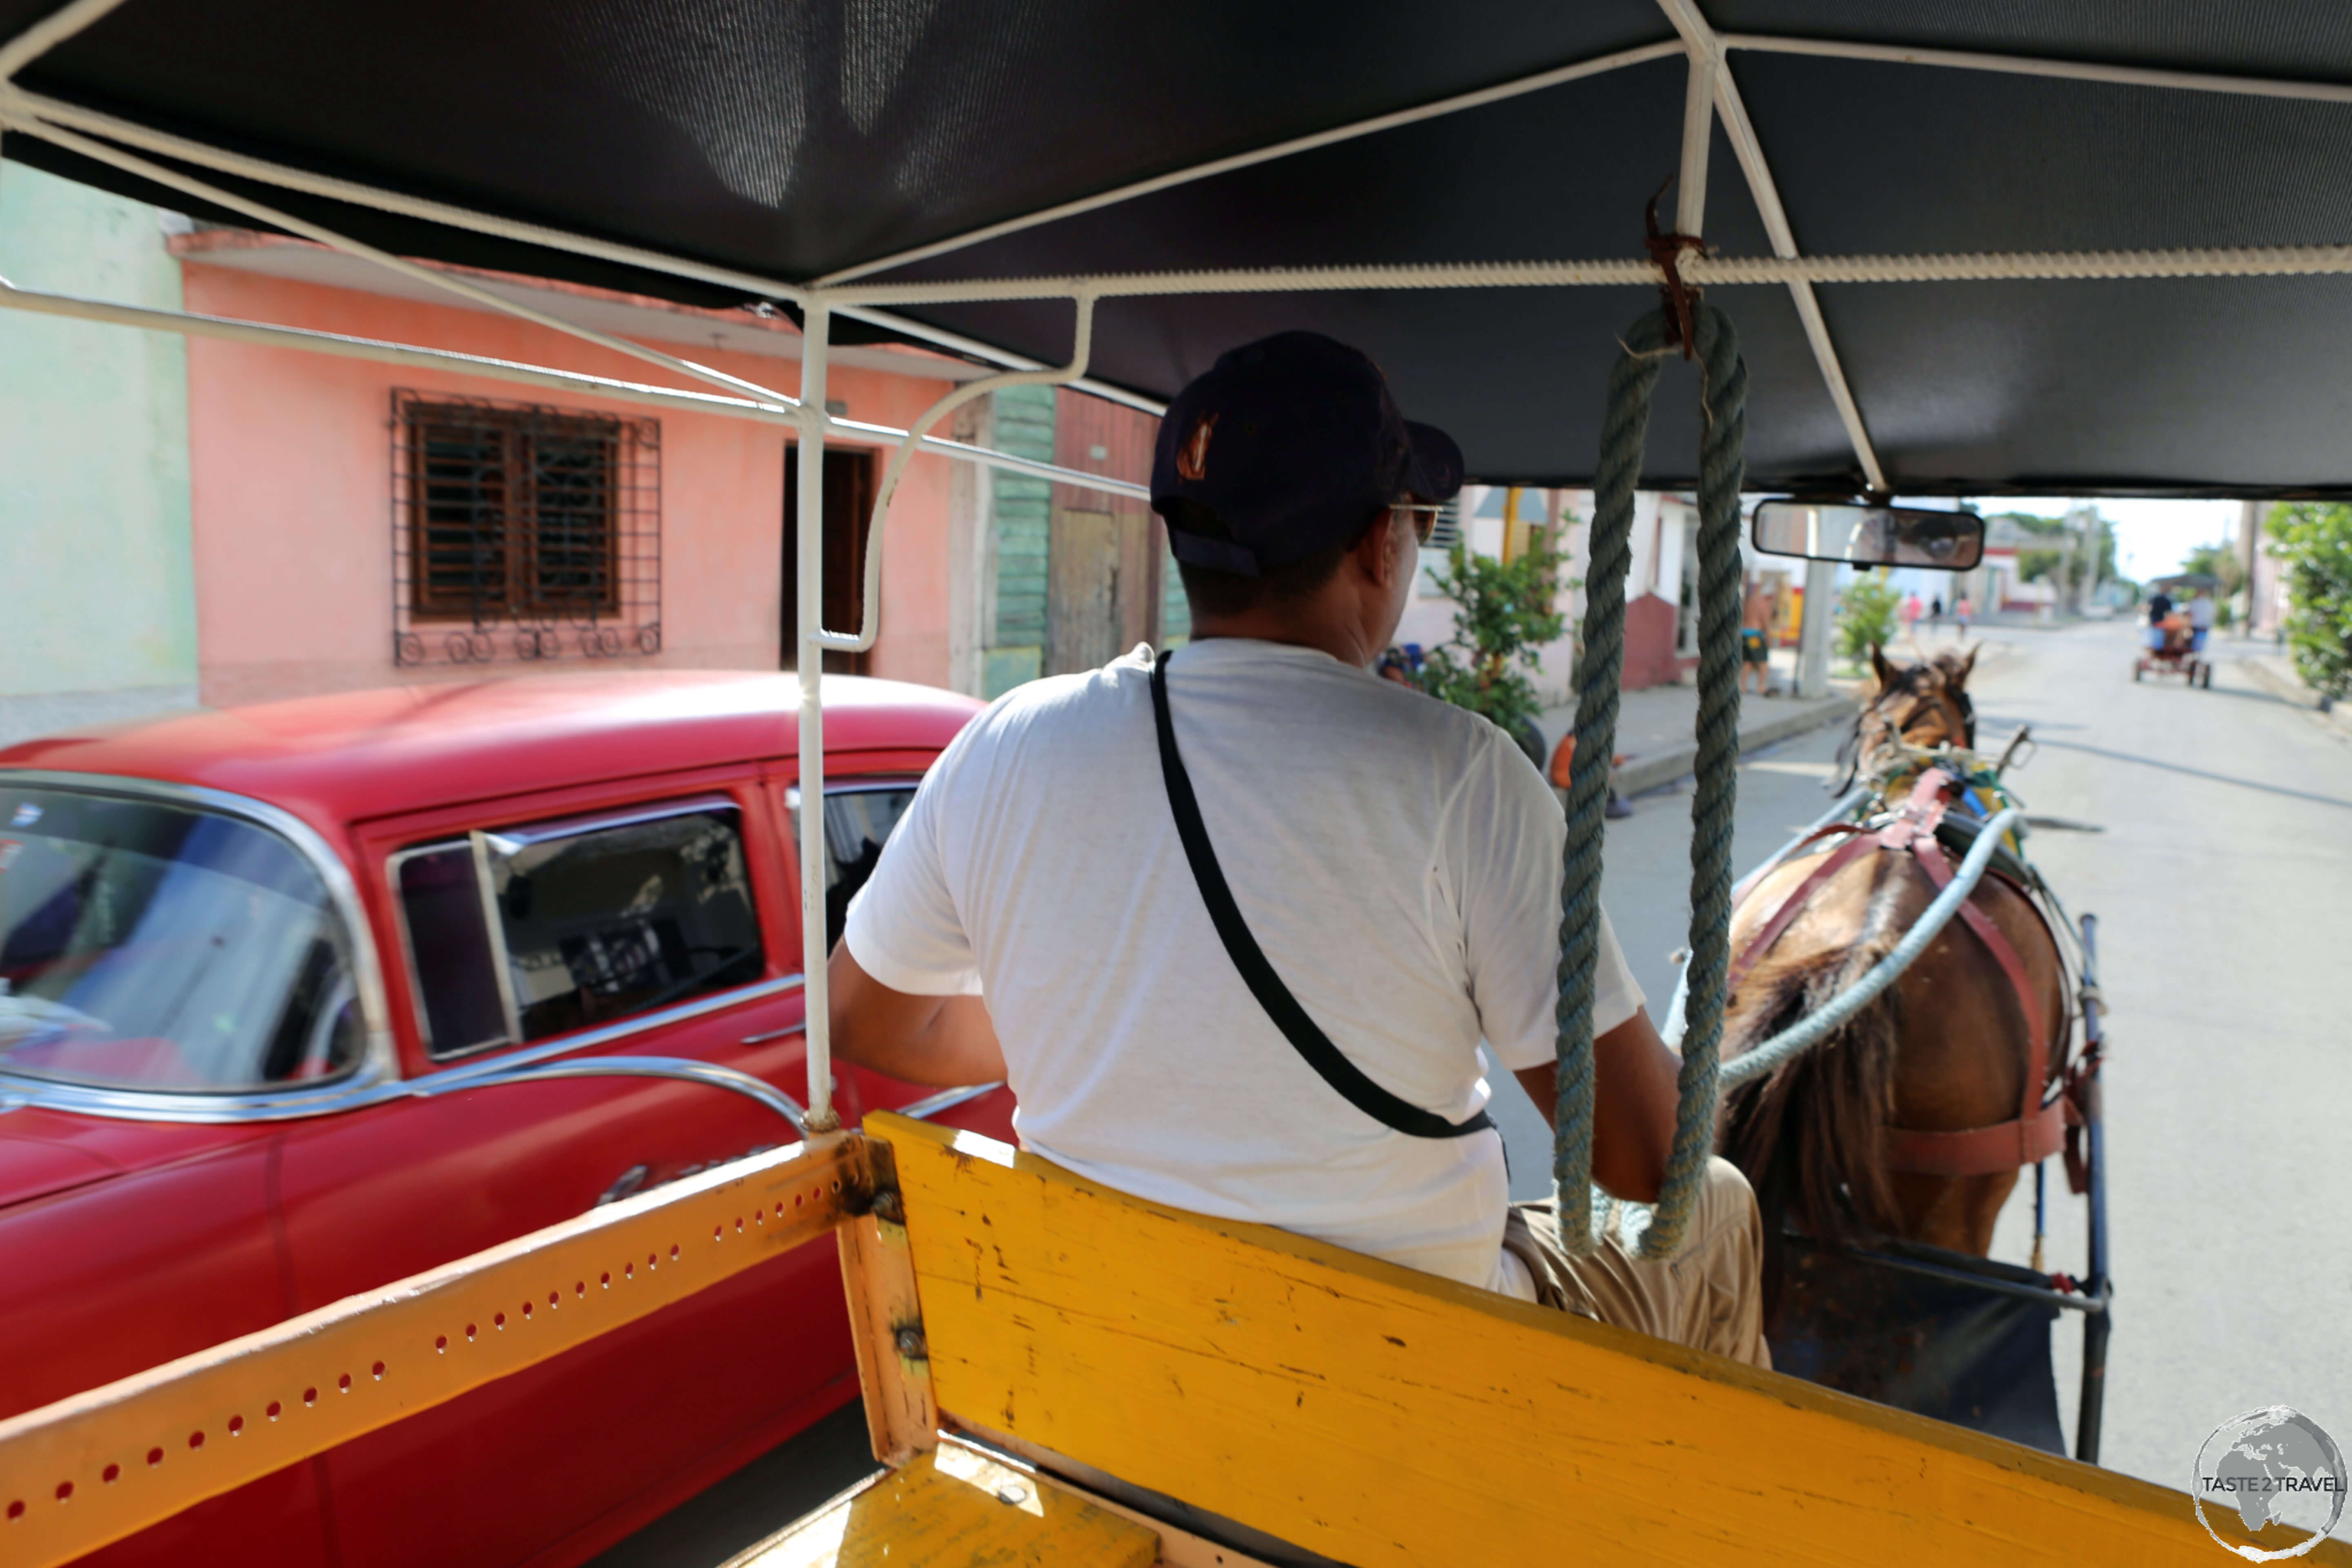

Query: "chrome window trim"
<box><xmin>395</xmin><ymin>795</ymin><xmax>762</xmax><ymax>1064</ymax></box>
<box><xmin>385</xmin><ymin>839</ymin><xmax>512</xmax><ymax>1060</ymax></box>
<box><xmin>0</xmin><ymin>772</ymin><xmax>808</xmax><ymax>1126</ymax></box>
<box><xmin>782</xmin><ymin>777</ymin><xmax>923</xmax><ymax>812</ymax></box>
<box><xmin>477</xmin><ymin>793</ymin><xmax>738</xmax><ymax>854</ymax></box>
<box><xmin>0</xmin><ymin>767</ymin><xmax>400</xmax><ymax>1120</ymax></box>
<box><xmin>463</xmin><ymin>830</ymin><xmax>527</xmax><ymax>1049</ymax></box>
<box><xmin>0</xmin><ymin>971</ymin><xmax>804</xmax><ymax>1125</ymax></box>
<box><xmin>407</xmin><ymin>973</ymin><xmax>804</xmax><ymax>1098</ymax></box>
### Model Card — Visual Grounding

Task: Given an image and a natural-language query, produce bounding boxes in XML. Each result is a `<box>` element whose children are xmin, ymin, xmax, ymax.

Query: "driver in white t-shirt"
<box><xmin>830</xmin><ymin>331</ymin><xmax>1767</xmax><ymax>1364</ymax></box>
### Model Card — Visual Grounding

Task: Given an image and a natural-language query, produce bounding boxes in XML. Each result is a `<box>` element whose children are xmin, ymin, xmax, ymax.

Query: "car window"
<box><xmin>0</xmin><ymin>784</ymin><xmax>363</xmax><ymax>1092</ymax></box>
<box><xmin>396</xmin><ymin>801</ymin><xmax>764</xmax><ymax>1058</ymax></box>
<box><xmin>793</xmin><ymin>786</ymin><xmax>919</xmax><ymax>950</ymax></box>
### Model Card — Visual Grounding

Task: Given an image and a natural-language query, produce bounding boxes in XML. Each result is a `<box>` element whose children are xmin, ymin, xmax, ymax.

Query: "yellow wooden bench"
<box><xmin>817</xmin><ymin>1113</ymin><xmax>2331</xmax><ymax>1567</ymax></box>
<box><xmin>2</xmin><ymin>1115</ymin><xmax>2332</xmax><ymax>1566</ymax></box>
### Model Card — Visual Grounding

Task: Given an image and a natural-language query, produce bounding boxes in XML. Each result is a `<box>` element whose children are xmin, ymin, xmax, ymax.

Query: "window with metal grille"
<box><xmin>392</xmin><ymin>392</ymin><xmax>661</xmax><ymax>666</ymax></box>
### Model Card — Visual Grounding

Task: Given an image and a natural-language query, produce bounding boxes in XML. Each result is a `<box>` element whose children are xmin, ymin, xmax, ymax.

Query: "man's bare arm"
<box><xmin>826</xmin><ymin>943</ymin><xmax>1008</xmax><ymax>1088</ymax></box>
<box><xmin>1511</xmin><ymin>1007</ymin><xmax>1680</xmax><ymax>1204</ymax></box>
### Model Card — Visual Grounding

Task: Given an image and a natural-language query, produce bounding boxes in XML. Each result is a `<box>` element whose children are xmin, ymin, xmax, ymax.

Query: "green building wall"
<box><xmin>0</xmin><ymin>160</ymin><xmax>196</xmax><ymax>744</ymax></box>
<box><xmin>982</xmin><ymin>383</ymin><xmax>1054</xmax><ymax>697</ymax></box>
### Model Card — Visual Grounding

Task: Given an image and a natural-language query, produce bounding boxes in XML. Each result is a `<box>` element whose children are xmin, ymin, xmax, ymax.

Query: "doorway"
<box><xmin>783</xmin><ymin>446</ymin><xmax>875</xmax><ymax>675</ymax></box>
<box><xmin>1047</xmin><ymin>507</ymin><xmax>1157</xmax><ymax>675</ymax></box>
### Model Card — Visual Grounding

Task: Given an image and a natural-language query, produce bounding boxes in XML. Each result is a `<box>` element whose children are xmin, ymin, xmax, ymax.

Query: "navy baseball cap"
<box><xmin>1151</xmin><ymin>331</ymin><xmax>1463</xmax><ymax>576</ymax></box>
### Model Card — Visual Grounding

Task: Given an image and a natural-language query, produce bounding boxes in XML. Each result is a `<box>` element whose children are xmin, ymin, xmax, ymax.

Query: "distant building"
<box><xmin>0</xmin><ymin>165</ymin><xmax>1180</xmax><ymax>740</ymax></box>
<box><xmin>0</xmin><ymin>164</ymin><xmax>196</xmax><ymax>745</ymax></box>
<box><xmin>1394</xmin><ymin>485</ymin><xmax>1702</xmax><ymax>701</ymax></box>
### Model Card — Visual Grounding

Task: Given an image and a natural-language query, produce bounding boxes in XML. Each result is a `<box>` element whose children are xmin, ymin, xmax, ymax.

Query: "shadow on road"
<box><xmin>2032</xmin><ymin>737</ymin><xmax>2352</xmax><ymax>810</ymax></box>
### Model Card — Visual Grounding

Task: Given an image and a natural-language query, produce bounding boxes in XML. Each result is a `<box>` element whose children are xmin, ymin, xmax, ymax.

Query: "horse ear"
<box><xmin>1950</xmin><ymin>644</ymin><xmax>1978</xmax><ymax>689</ymax></box>
<box><xmin>1870</xmin><ymin>644</ymin><xmax>1900</xmax><ymax>692</ymax></box>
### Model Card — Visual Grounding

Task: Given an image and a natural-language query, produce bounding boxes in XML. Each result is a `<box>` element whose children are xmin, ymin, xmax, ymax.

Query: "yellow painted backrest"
<box><xmin>869</xmin><ymin>1113</ymin><xmax>2337</xmax><ymax>1568</ymax></box>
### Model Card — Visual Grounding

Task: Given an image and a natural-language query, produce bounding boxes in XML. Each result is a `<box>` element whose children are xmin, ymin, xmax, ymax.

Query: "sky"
<box><xmin>1960</xmin><ymin>497</ymin><xmax>2242</xmax><ymax>584</ymax></box>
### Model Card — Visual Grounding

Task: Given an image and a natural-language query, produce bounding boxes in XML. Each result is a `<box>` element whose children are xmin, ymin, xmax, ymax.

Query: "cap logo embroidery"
<box><xmin>1177</xmin><ymin>413</ymin><xmax>1218</xmax><ymax>481</ymax></box>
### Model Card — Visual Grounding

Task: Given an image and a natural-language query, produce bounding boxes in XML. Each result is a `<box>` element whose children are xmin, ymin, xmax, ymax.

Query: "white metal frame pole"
<box><xmin>795</xmin><ymin>299</ymin><xmax>840</xmax><ymax>1133</ymax></box>
<box><xmin>1797</xmin><ymin>557</ymin><xmax>1836</xmax><ymax>698</ymax></box>
<box><xmin>1676</xmin><ymin>43</ymin><xmax>1716</xmax><ymax>236</ymax></box>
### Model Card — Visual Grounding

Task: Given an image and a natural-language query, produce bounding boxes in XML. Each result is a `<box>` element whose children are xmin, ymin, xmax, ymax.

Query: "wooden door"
<box><xmin>783</xmin><ymin>446</ymin><xmax>874</xmax><ymax>675</ymax></box>
<box><xmin>1048</xmin><ymin>508</ymin><xmax>1122</xmax><ymax>674</ymax></box>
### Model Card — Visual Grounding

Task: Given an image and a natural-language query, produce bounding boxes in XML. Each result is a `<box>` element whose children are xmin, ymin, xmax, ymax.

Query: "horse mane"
<box><xmin>1719</xmin><ymin>856</ymin><xmax>1910</xmax><ymax>1243</ymax></box>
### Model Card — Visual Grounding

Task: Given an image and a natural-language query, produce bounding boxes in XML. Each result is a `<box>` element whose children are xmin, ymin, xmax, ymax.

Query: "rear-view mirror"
<box><xmin>1750</xmin><ymin>499</ymin><xmax>1985</xmax><ymax>571</ymax></box>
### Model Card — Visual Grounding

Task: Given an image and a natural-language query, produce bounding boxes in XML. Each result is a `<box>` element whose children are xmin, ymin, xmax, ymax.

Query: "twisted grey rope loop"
<box><xmin>1553</xmin><ymin>304</ymin><xmax>1747</xmax><ymax>1260</ymax></box>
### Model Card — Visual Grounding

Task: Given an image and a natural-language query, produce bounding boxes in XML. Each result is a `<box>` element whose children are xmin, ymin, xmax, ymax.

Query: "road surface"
<box><xmin>600</xmin><ymin>618</ymin><xmax>2351</xmax><ymax>1560</ymax></box>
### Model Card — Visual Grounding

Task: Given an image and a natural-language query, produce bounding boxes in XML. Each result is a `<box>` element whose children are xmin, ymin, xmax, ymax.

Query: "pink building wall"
<box><xmin>178</xmin><ymin>259</ymin><xmax>961</xmax><ymax>706</ymax></box>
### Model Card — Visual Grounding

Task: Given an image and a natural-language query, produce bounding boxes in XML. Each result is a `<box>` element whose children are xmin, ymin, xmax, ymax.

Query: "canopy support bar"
<box><xmin>1722</xmin><ymin>32</ymin><xmax>2352</xmax><ymax>107</ymax></box>
<box><xmin>813</xmin><ymin>240</ymin><xmax>2352</xmax><ymax>305</ymax></box>
<box><xmin>3</xmin><ymin>111</ymin><xmax>799</xmax><ymax>410</ymax></box>
<box><xmin>795</xmin><ymin>299</ymin><xmax>838</xmax><ymax>1132</ymax></box>
<box><xmin>828</xmin><ymin>294</ymin><xmax>1098</xmax><ymax>656</ymax></box>
<box><xmin>0</xmin><ymin>87</ymin><xmax>1165</xmax><ymax>414</ymax></box>
<box><xmin>1659</xmin><ymin>0</ymin><xmax>1885</xmax><ymax>491</ymax></box>
<box><xmin>0</xmin><ymin>275</ymin><xmax>1147</xmax><ymax>500</ymax></box>
<box><xmin>1673</xmin><ymin>29</ymin><xmax>1716</xmax><ymax>239</ymax></box>
<box><xmin>0</xmin><ymin>0</ymin><xmax>126</xmax><ymax>82</ymax></box>
<box><xmin>811</xmin><ymin>40</ymin><xmax>1687</xmax><ymax>288</ymax></box>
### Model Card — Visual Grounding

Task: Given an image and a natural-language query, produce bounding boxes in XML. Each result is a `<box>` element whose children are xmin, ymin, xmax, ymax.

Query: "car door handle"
<box><xmin>595</xmin><ymin>1165</ymin><xmax>650</xmax><ymax>1207</ymax></box>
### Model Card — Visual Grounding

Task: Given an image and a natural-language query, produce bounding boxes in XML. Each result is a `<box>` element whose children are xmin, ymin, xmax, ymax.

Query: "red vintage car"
<box><xmin>0</xmin><ymin>670</ymin><xmax>1007</xmax><ymax>1568</ymax></box>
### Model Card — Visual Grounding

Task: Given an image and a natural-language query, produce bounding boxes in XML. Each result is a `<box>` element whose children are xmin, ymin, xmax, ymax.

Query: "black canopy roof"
<box><xmin>9</xmin><ymin>0</ymin><xmax>2352</xmax><ymax>494</ymax></box>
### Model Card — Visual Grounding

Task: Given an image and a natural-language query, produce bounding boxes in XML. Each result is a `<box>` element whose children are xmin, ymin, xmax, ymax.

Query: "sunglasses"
<box><xmin>1389</xmin><ymin>499</ymin><xmax>1446</xmax><ymax>546</ymax></box>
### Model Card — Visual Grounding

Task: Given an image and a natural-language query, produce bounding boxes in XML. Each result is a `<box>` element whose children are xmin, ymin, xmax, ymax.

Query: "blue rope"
<box><xmin>1553</xmin><ymin>304</ymin><xmax>1747</xmax><ymax>1260</ymax></box>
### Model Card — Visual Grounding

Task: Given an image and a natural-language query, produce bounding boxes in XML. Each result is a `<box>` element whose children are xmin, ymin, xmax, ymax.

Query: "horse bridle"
<box><xmin>1838</xmin><ymin>667</ymin><xmax>1976</xmax><ymax>790</ymax></box>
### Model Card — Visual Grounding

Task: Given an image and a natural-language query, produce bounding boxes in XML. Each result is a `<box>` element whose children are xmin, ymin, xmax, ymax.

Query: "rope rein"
<box><xmin>1554</xmin><ymin>303</ymin><xmax>1746</xmax><ymax>1260</ymax></box>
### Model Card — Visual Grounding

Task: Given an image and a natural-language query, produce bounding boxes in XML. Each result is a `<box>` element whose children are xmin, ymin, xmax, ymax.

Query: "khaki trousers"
<box><xmin>1501</xmin><ymin>1156</ymin><xmax>1773</xmax><ymax>1369</ymax></box>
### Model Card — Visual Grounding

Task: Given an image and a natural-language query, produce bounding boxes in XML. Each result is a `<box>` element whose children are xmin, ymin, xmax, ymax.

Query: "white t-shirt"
<box><xmin>844</xmin><ymin>639</ymin><xmax>1644</xmax><ymax>1297</ymax></box>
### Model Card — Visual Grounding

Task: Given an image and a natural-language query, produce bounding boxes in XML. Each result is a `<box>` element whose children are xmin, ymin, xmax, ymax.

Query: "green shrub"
<box><xmin>2268</xmin><ymin>503</ymin><xmax>2352</xmax><ymax>700</ymax></box>
<box><xmin>1415</xmin><ymin>531</ymin><xmax>1572</xmax><ymax>753</ymax></box>
<box><xmin>1835</xmin><ymin>572</ymin><xmax>1902</xmax><ymax>664</ymax></box>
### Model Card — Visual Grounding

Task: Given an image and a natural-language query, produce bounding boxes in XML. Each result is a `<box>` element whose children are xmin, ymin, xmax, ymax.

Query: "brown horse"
<box><xmin>1717</xmin><ymin>646</ymin><xmax>2069</xmax><ymax>1257</ymax></box>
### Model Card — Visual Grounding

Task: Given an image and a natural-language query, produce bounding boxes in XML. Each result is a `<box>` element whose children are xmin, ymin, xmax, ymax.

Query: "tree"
<box><xmin>1415</xmin><ymin>529</ymin><xmax>1572</xmax><ymax>758</ymax></box>
<box><xmin>1836</xmin><ymin>572</ymin><xmax>1902</xmax><ymax>664</ymax></box>
<box><xmin>2267</xmin><ymin>503</ymin><xmax>2352</xmax><ymax>700</ymax></box>
<box><xmin>1997</xmin><ymin>508</ymin><xmax>2118</xmax><ymax>607</ymax></box>
<box><xmin>2179</xmin><ymin>540</ymin><xmax>2247</xmax><ymax>598</ymax></box>
<box><xmin>2016</xmin><ymin>547</ymin><xmax>2065</xmax><ymax>585</ymax></box>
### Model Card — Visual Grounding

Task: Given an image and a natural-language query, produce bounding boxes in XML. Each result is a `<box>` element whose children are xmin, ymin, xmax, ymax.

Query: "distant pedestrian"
<box><xmin>1740</xmin><ymin>579</ymin><xmax>1776</xmax><ymax>696</ymax></box>
<box><xmin>1954</xmin><ymin>594</ymin><xmax>1974</xmax><ymax>637</ymax></box>
<box><xmin>2187</xmin><ymin>586</ymin><xmax>2216</xmax><ymax>652</ymax></box>
<box><xmin>1930</xmin><ymin>595</ymin><xmax>1945</xmax><ymax>632</ymax></box>
<box><xmin>1901</xmin><ymin>592</ymin><xmax>1924</xmax><ymax>643</ymax></box>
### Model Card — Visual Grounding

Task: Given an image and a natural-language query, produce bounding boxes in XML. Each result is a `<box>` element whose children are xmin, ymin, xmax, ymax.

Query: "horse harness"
<box><xmin>1726</xmin><ymin>767</ymin><xmax>2091</xmax><ymax>1183</ymax></box>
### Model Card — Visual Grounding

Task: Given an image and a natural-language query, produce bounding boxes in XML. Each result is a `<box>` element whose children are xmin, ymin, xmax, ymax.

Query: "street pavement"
<box><xmin>601</xmin><ymin>619</ymin><xmax>2350</xmax><ymax>1560</ymax></box>
<box><xmin>1963</xmin><ymin>621</ymin><xmax>2352</xmax><ymax>1492</ymax></box>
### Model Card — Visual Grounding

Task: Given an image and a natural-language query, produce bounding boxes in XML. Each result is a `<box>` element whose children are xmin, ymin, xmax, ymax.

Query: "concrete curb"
<box><xmin>2238</xmin><ymin>653</ymin><xmax>2352</xmax><ymax>740</ymax></box>
<box><xmin>1613</xmin><ymin>695</ymin><xmax>1859</xmax><ymax>797</ymax></box>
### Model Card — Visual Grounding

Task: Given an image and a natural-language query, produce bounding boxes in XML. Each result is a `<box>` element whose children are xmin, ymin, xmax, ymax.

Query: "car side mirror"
<box><xmin>1751</xmin><ymin>499</ymin><xmax>1985</xmax><ymax>572</ymax></box>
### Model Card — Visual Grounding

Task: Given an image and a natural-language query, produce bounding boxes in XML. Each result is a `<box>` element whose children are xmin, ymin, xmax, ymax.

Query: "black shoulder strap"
<box><xmin>1149</xmin><ymin>651</ymin><xmax>1494</xmax><ymax>1141</ymax></box>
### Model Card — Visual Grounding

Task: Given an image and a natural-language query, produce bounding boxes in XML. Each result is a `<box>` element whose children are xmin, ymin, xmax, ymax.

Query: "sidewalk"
<box><xmin>1537</xmin><ymin>651</ymin><xmax>1857</xmax><ymax>797</ymax></box>
<box><xmin>2235</xmin><ymin>644</ymin><xmax>2352</xmax><ymax>740</ymax></box>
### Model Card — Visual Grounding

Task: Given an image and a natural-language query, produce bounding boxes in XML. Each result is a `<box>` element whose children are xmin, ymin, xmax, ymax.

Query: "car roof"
<box><xmin>0</xmin><ymin>670</ymin><xmax>980</xmax><ymax>830</ymax></box>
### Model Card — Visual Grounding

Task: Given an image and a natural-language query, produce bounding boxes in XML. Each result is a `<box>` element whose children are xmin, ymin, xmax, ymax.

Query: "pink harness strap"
<box><xmin>1725</xmin><ymin>768</ymin><xmax>2068</xmax><ymax>1178</ymax></box>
